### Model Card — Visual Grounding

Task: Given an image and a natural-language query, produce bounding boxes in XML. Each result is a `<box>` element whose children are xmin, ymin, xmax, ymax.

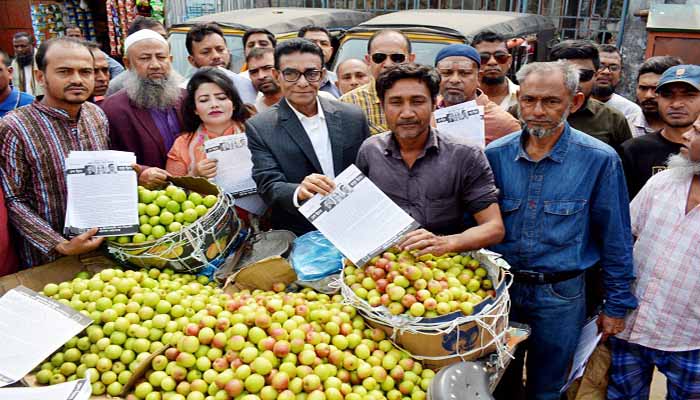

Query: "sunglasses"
<box><xmin>281</xmin><ymin>68</ymin><xmax>323</xmax><ymax>83</ymax></box>
<box><xmin>371</xmin><ymin>53</ymin><xmax>406</xmax><ymax>64</ymax></box>
<box><xmin>479</xmin><ymin>51</ymin><xmax>510</xmax><ymax>64</ymax></box>
<box><xmin>579</xmin><ymin>69</ymin><xmax>596</xmax><ymax>82</ymax></box>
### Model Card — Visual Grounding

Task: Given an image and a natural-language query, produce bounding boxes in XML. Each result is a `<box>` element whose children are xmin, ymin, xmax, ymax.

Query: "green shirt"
<box><xmin>567</xmin><ymin>98</ymin><xmax>632</xmax><ymax>154</ymax></box>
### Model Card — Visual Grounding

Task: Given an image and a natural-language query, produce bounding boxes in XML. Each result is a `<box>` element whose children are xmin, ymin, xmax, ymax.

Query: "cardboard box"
<box><xmin>223</xmin><ymin>256</ymin><xmax>298</xmax><ymax>293</ymax></box>
<box><xmin>0</xmin><ymin>252</ymin><xmax>117</xmax><ymax>296</ymax></box>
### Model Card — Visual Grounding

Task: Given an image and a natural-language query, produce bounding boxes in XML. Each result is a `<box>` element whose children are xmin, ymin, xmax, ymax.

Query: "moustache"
<box><xmin>397</xmin><ymin>119</ymin><xmax>420</xmax><ymax>125</ymax></box>
<box><xmin>640</xmin><ymin>99</ymin><xmax>657</xmax><ymax>106</ymax></box>
<box><xmin>65</xmin><ymin>85</ymin><xmax>87</xmax><ymax>91</ymax></box>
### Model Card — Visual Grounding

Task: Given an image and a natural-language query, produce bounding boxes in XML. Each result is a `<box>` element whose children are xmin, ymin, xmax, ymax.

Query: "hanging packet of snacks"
<box><xmin>62</xmin><ymin>0</ymin><xmax>96</xmax><ymax>41</ymax></box>
<box><xmin>107</xmin><ymin>0</ymin><xmax>136</xmax><ymax>56</ymax></box>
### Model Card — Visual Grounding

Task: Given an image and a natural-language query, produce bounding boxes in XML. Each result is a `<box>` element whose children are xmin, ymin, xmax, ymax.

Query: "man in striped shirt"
<box><xmin>0</xmin><ymin>37</ymin><xmax>107</xmax><ymax>268</ymax></box>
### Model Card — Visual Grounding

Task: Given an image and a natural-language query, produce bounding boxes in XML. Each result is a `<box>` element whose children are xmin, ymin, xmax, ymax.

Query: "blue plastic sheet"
<box><xmin>289</xmin><ymin>231</ymin><xmax>343</xmax><ymax>281</ymax></box>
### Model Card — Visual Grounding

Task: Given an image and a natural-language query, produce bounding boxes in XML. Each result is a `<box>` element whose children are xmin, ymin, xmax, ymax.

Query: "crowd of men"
<box><xmin>0</xmin><ymin>14</ymin><xmax>698</xmax><ymax>400</ymax></box>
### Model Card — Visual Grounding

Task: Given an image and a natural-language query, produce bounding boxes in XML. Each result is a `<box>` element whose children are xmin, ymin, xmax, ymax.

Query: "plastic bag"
<box><xmin>289</xmin><ymin>231</ymin><xmax>343</xmax><ymax>281</ymax></box>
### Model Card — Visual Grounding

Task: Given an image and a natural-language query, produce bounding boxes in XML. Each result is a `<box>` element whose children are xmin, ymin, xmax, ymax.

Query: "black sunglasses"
<box><xmin>371</xmin><ymin>53</ymin><xmax>406</xmax><ymax>64</ymax></box>
<box><xmin>579</xmin><ymin>69</ymin><xmax>596</xmax><ymax>82</ymax></box>
<box><xmin>479</xmin><ymin>51</ymin><xmax>510</xmax><ymax>64</ymax></box>
<box><xmin>281</xmin><ymin>68</ymin><xmax>323</xmax><ymax>83</ymax></box>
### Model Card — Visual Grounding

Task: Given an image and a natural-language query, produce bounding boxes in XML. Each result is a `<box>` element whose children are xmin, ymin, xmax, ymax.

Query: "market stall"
<box><xmin>0</xmin><ymin>158</ymin><xmax>525</xmax><ymax>399</ymax></box>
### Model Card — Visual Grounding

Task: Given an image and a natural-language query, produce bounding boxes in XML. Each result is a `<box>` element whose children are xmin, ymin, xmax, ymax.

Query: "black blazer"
<box><xmin>245</xmin><ymin>97</ymin><xmax>370</xmax><ymax>235</ymax></box>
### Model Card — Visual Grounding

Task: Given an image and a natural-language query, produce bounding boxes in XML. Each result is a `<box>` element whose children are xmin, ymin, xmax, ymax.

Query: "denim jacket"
<box><xmin>485</xmin><ymin>124</ymin><xmax>637</xmax><ymax>317</ymax></box>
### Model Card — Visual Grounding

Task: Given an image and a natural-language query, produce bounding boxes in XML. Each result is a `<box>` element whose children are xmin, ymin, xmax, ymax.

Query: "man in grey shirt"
<box><xmin>356</xmin><ymin>63</ymin><xmax>505</xmax><ymax>255</ymax></box>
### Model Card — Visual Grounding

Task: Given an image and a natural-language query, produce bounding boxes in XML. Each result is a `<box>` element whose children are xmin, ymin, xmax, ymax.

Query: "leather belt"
<box><xmin>513</xmin><ymin>269</ymin><xmax>583</xmax><ymax>284</ymax></box>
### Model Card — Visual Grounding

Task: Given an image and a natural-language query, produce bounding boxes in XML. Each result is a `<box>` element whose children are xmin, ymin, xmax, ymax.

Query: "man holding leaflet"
<box><xmin>246</xmin><ymin>39</ymin><xmax>370</xmax><ymax>235</ymax></box>
<box><xmin>355</xmin><ymin>63</ymin><xmax>505</xmax><ymax>255</ymax></box>
<box><xmin>0</xmin><ymin>37</ymin><xmax>107</xmax><ymax>268</ymax></box>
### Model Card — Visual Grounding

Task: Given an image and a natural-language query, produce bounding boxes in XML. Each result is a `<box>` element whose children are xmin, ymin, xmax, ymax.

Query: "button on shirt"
<box><xmin>617</xmin><ymin>169</ymin><xmax>700</xmax><ymax>351</ymax></box>
<box><xmin>289</xmin><ymin>98</ymin><xmax>334</xmax><ymax>207</ymax></box>
<box><xmin>485</xmin><ymin>124</ymin><xmax>637</xmax><ymax>317</ymax></box>
<box><xmin>356</xmin><ymin>129</ymin><xmax>499</xmax><ymax>235</ymax></box>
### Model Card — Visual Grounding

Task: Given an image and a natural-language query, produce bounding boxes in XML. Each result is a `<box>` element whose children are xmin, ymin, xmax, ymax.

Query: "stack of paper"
<box><xmin>63</xmin><ymin>151</ymin><xmax>139</xmax><ymax>237</ymax></box>
<box><xmin>433</xmin><ymin>100</ymin><xmax>486</xmax><ymax>148</ymax></box>
<box><xmin>204</xmin><ymin>135</ymin><xmax>267</xmax><ymax>216</ymax></box>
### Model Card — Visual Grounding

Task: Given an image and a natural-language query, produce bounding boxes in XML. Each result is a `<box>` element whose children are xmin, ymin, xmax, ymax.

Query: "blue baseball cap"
<box><xmin>435</xmin><ymin>44</ymin><xmax>481</xmax><ymax>68</ymax></box>
<box><xmin>656</xmin><ymin>64</ymin><xmax>700</xmax><ymax>92</ymax></box>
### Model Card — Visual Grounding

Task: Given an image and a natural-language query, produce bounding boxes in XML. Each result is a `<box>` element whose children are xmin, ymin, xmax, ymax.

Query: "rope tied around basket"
<box><xmin>107</xmin><ymin>193</ymin><xmax>239</xmax><ymax>273</ymax></box>
<box><xmin>337</xmin><ymin>255</ymin><xmax>514</xmax><ymax>369</ymax></box>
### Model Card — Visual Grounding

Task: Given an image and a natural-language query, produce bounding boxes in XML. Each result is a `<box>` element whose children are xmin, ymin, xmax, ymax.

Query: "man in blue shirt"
<box><xmin>0</xmin><ymin>50</ymin><xmax>33</xmax><ymax>118</ymax></box>
<box><xmin>485</xmin><ymin>61</ymin><xmax>637</xmax><ymax>399</ymax></box>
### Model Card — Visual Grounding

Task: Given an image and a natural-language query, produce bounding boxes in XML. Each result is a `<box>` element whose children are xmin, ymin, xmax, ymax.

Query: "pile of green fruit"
<box><xmin>344</xmin><ymin>249</ymin><xmax>497</xmax><ymax>318</ymax></box>
<box><xmin>112</xmin><ymin>185</ymin><xmax>218</xmax><ymax>245</ymax></box>
<box><xmin>35</xmin><ymin>268</ymin><xmax>435</xmax><ymax>400</ymax></box>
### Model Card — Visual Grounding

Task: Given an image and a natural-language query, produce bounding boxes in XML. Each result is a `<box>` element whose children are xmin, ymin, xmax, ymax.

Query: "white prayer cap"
<box><xmin>124</xmin><ymin>29</ymin><xmax>168</xmax><ymax>54</ymax></box>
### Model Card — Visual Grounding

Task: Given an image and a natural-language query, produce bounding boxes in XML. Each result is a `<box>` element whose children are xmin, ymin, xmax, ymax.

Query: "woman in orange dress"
<box><xmin>167</xmin><ymin>67</ymin><xmax>259</xmax><ymax>224</ymax></box>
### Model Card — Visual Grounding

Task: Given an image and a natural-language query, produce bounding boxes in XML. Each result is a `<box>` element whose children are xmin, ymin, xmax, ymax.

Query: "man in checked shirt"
<box><xmin>607</xmin><ymin>111</ymin><xmax>700</xmax><ymax>398</ymax></box>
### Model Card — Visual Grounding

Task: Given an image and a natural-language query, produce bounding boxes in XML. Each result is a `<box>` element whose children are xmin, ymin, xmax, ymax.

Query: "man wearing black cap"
<box><xmin>621</xmin><ymin>64</ymin><xmax>700</xmax><ymax>199</ymax></box>
<box><xmin>434</xmin><ymin>44</ymin><xmax>520</xmax><ymax>145</ymax></box>
<box><xmin>356</xmin><ymin>63</ymin><xmax>505</xmax><ymax>255</ymax></box>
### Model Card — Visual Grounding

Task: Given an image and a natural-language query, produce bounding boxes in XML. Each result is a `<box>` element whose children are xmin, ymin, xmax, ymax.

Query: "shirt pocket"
<box><xmin>500</xmin><ymin>198</ymin><xmax>522</xmax><ymax>242</ymax></box>
<box><xmin>425</xmin><ymin>196</ymin><xmax>462</xmax><ymax>234</ymax></box>
<box><xmin>542</xmin><ymin>200</ymin><xmax>587</xmax><ymax>247</ymax></box>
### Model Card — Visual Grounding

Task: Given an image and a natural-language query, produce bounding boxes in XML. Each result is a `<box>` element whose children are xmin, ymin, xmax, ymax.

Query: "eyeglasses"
<box><xmin>579</xmin><ymin>69</ymin><xmax>596</xmax><ymax>82</ymax></box>
<box><xmin>281</xmin><ymin>68</ymin><xmax>323</xmax><ymax>83</ymax></box>
<box><xmin>599</xmin><ymin>63</ymin><xmax>621</xmax><ymax>72</ymax></box>
<box><xmin>479</xmin><ymin>51</ymin><xmax>510</xmax><ymax>64</ymax></box>
<box><xmin>370</xmin><ymin>53</ymin><xmax>406</xmax><ymax>64</ymax></box>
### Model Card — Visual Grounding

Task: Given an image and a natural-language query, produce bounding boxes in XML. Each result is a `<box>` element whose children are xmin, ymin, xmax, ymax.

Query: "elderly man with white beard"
<box><xmin>607</xmin><ymin>114</ymin><xmax>700</xmax><ymax>399</ymax></box>
<box><xmin>101</xmin><ymin>29</ymin><xmax>185</xmax><ymax>189</ymax></box>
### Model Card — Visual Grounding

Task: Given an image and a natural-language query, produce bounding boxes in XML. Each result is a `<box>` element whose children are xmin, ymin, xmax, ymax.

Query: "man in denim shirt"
<box><xmin>486</xmin><ymin>61</ymin><xmax>637</xmax><ymax>399</ymax></box>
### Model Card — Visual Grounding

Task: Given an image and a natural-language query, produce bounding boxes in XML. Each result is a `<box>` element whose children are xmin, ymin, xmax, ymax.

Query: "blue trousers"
<box><xmin>496</xmin><ymin>274</ymin><xmax>586</xmax><ymax>400</ymax></box>
<box><xmin>608</xmin><ymin>337</ymin><xmax>700</xmax><ymax>400</ymax></box>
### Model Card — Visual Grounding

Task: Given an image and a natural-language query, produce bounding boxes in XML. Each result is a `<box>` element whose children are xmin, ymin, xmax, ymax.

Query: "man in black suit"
<box><xmin>246</xmin><ymin>39</ymin><xmax>370</xmax><ymax>235</ymax></box>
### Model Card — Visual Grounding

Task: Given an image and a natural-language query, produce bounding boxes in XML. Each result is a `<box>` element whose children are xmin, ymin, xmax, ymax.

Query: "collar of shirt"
<box><xmin>382</xmin><ymin>128</ymin><xmax>440</xmax><ymax>161</ymax></box>
<box><xmin>515</xmin><ymin>123</ymin><xmax>572</xmax><ymax>163</ymax></box>
<box><xmin>365</xmin><ymin>79</ymin><xmax>380</xmax><ymax>104</ymax></box>
<box><xmin>630</xmin><ymin>111</ymin><xmax>654</xmax><ymax>133</ymax></box>
<box><xmin>573</xmin><ymin>97</ymin><xmax>604</xmax><ymax>117</ymax></box>
<box><xmin>286</xmin><ymin>96</ymin><xmax>326</xmax><ymax>124</ymax></box>
<box><xmin>0</xmin><ymin>87</ymin><xmax>20</xmax><ymax>112</ymax></box>
<box><xmin>32</xmin><ymin>97</ymin><xmax>80</xmax><ymax>122</ymax></box>
<box><xmin>498</xmin><ymin>78</ymin><xmax>519</xmax><ymax>108</ymax></box>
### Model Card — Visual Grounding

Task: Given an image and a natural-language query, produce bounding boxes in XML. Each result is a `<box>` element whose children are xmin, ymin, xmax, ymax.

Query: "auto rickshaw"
<box><xmin>332</xmin><ymin>9</ymin><xmax>556</xmax><ymax>80</ymax></box>
<box><xmin>168</xmin><ymin>7</ymin><xmax>374</xmax><ymax>78</ymax></box>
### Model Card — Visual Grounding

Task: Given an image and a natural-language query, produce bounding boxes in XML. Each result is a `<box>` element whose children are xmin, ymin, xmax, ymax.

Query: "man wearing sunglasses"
<box><xmin>433</xmin><ymin>44</ymin><xmax>520</xmax><ymax>144</ymax></box>
<box><xmin>340</xmin><ymin>30</ymin><xmax>415</xmax><ymax>135</ymax></box>
<box><xmin>472</xmin><ymin>31</ymin><xmax>519</xmax><ymax>111</ymax></box>
<box><xmin>592</xmin><ymin>44</ymin><xmax>643</xmax><ymax>128</ymax></box>
<box><xmin>549</xmin><ymin>40</ymin><xmax>632</xmax><ymax>154</ymax></box>
<box><xmin>246</xmin><ymin>39</ymin><xmax>370</xmax><ymax>235</ymax></box>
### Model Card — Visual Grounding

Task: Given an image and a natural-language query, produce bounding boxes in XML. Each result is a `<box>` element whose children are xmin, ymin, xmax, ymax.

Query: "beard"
<box><xmin>442</xmin><ymin>87</ymin><xmax>467</xmax><ymax>106</ymax></box>
<box><xmin>16</xmin><ymin>53</ymin><xmax>33</xmax><ymax>67</ymax></box>
<box><xmin>256</xmin><ymin>78</ymin><xmax>281</xmax><ymax>95</ymax></box>
<box><xmin>519</xmin><ymin>106</ymin><xmax>571</xmax><ymax>138</ymax></box>
<box><xmin>124</xmin><ymin>70</ymin><xmax>182</xmax><ymax>109</ymax></box>
<box><xmin>667</xmin><ymin>153</ymin><xmax>700</xmax><ymax>177</ymax></box>
<box><xmin>481</xmin><ymin>75</ymin><xmax>505</xmax><ymax>85</ymax></box>
<box><xmin>592</xmin><ymin>84</ymin><xmax>615</xmax><ymax>98</ymax></box>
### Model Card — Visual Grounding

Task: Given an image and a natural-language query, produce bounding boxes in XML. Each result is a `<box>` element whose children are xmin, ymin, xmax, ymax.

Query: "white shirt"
<box><xmin>498</xmin><ymin>78</ymin><xmax>519</xmax><ymax>111</ymax></box>
<box><xmin>604</xmin><ymin>93</ymin><xmax>644</xmax><ymax>136</ymax></box>
<box><xmin>23</xmin><ymin>65</ymin><xmax>33</xmax><ymax>93</ymax></box>
<box><xmin>255</xmin><ymin>92</ymin><xmax>274</xmax><ymax>113</ymax></box>
<box><xmin>288</xmin><ymin>97</ymin><xmax>334</xmax><ymax>207</ymax></box>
